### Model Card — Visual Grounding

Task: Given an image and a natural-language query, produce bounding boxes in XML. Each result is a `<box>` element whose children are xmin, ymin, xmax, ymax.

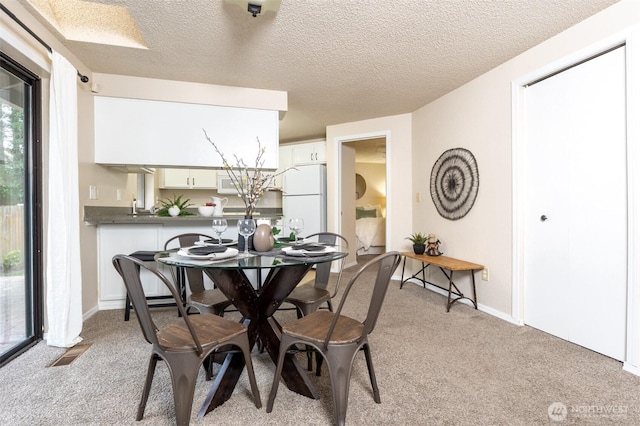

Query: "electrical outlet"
<box><xmin>89</xmin><ymin>185</ymin><xmax>97</xmax><ymax>200</ymax></box>
<box><xmin>116</xmin><ymin>189</ymin><xmax>121</xmax><ymax>201</ymax></box>
<box><xmin>416</xmin><ymin>192</ymin><xmax>421</xmax><ymax>202</ymax></box>
<box><xmin>482</xmin><ymin>268</ymin><xmax>489</xmax><ymax>281</ymax></box>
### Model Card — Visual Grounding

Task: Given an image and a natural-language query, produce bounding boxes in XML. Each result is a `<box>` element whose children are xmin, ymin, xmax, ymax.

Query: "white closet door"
<box><xmin>523</xmin><ymin>46</ymin><xmax>627</xmax><ymax>360</ymax></box>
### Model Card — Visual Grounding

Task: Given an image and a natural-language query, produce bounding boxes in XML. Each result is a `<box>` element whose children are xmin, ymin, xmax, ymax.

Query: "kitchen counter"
<box><xmin>84</xmin><ymin>206</ymin><xmax>283</xmax><ymax>226</ymax></box>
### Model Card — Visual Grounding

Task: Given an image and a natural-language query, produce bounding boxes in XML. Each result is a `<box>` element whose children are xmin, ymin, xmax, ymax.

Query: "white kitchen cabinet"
<box><xmin>94</xmin><ymin>96</ymin><xmax>279</xmax><ymax>169</ymax></box>
<box><xmin>97</xmin><ymin>224</ymin><xmax>166</xmax><ymax>310</ymax></box>
<box><xmin>159</xmin><ymin>168</ymin><xmax>217</xmax><ymax>189</ymax></box>
<box><xmin>292</xmin><ymin>140</ymin><xmax>326</xmax><ymax>165</ymax></box>
<box><xmin>273</xmin><ymin>145</ymin><xmax>295</xmax><ymax>189</ymax></box>
<box><xmin>98</xmin><ymin>223</ymin><xmax>242</xmax><ymax>309</ymax></box>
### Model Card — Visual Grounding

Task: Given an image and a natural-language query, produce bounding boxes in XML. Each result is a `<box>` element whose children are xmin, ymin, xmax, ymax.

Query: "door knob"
<box><xmin>540</xmin><ymin>215</ymin><xmax>548</xmax><ymax>222</ymax></box>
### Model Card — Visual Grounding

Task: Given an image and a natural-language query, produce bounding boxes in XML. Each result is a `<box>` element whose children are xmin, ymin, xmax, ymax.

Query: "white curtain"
<box><xmin>46</xmin><ymin>51</ymin><xmax>83</xmax><ymax>347</ymax></box>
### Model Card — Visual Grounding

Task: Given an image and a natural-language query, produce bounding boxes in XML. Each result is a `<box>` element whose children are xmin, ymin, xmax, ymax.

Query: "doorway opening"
<box><xmin>340</xmin><ymin>136</ymin><xmax>388</xmax><ymax>260</ymax></box>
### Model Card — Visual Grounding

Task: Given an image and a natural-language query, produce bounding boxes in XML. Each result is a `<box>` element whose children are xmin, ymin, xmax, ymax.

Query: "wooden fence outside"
<box><xmin>0</xmin><ymin>205</ymin><xmax>24</xmax><ymax>265</ymax></box>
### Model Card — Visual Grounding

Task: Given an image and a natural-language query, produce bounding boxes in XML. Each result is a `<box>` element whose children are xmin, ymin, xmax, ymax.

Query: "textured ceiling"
<box><xmin>18</xmin><ymin>0</ymin><xmax>618</xmax><ymax>144</ymax></box>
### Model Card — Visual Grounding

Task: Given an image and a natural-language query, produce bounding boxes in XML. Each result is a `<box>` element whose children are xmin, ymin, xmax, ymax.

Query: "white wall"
<box><xmin>411</xmin><ymin>0</ymin><xmax>640</xmax><ymax>320</ymax></box>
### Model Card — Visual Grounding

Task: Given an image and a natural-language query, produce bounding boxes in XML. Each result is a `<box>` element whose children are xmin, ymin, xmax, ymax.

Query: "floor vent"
<box><xmin>48</xmin><ymin>343</ymin><xmax>92</xmax><ymax>367</ymax></box>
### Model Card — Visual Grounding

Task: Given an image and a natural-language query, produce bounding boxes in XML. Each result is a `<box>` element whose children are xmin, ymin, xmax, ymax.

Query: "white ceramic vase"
<box><xmin>168</xmin><ymin>205</ymin><xmax>180</xmax><ymax>217</ymax></box>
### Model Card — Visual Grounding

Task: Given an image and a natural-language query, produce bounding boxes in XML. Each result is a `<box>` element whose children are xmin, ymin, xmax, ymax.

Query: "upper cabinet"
<box><xmin>273</xmin><ymin>145</ymin><xmax>295</xmax><ymax>189</ymax></box>
<box><xmin>292</xmin><ymin>140</ymin><xmax>326</xmax><ymax>165</ymax></box>
<box><xmin>276</xmin><ymin>140</ymin><xmax>326</xmax><ymax>190</ymax></box>
<box><xmin>94</xmin><ymin>97</ymin><xmax>279</xmax><ymax>169</ymax></box>
<box><xmin>158</xmin><ymin>169</ymin><xmax>217</xmax><ymax>189</ymax></box>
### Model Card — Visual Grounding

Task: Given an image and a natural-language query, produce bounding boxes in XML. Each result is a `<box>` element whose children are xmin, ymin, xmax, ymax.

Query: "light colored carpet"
<box><xmin>1</xmin><ymin>255</ymin><xmax>640</xmax><ymax>425</ymax></box>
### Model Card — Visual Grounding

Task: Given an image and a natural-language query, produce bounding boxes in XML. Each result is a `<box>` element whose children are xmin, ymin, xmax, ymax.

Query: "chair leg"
<box><xmin>266</xmin><ymin>335</ymin><xmax>294</xmax><ymax>413</ymax></box>
<box><xmin>325</xmin><ymin>344</ymin><xmax>358</xmax><ymax>426</ymax></box>
<box><xmin>315</xmin><ymin>352</ymin><xmax>324</xmax><ymax>376</ymax></box>
<box><xmin>362</xmin><ymin>343</ymin><xmax>381</xmax><ymax>403</ymax></box>
<box><xmin>137</xmin><ymin>353</ymin><xmax>159</xmax><ymax>421</ymax></box>
<box><xmin>164</xmin><ymin>352</ymin><xmax>202</xmax><ymax>426</ymax></box>
<box><xmin>124</xmin><ymin>293</ymin><xmax>132</xmax><ymax>321</ymax></box>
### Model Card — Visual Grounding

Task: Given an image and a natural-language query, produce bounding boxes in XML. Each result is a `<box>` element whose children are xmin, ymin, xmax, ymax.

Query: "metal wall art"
<box><xmin>430</xmin><ymin>147</ymin><xmax>479</xmax><ymax>220</ymax></box>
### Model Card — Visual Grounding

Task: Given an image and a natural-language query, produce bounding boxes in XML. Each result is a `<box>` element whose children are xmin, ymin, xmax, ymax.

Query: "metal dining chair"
<box><xmin>281</xmin><ymin>232</ymin><xmax>348</xmax><ymax>372</ymax></box>
<box><xmin>164</xmin><ymin>233</ymin><xmax>233</xmax><ymax>317</ymax></box>
<box><xmin>112</xmin><ymin>254</ymin><xmax>261</xmax><ymax>426</ymax></box>
<box><xmin>267</xmin><ymin>251</ymin><xmax>401</xmax><ymax>426</ymax></box>
<box><xmin>284</xmin><ymin>232</ymin><xmax>349</xmax><ymax>317</ymax></box>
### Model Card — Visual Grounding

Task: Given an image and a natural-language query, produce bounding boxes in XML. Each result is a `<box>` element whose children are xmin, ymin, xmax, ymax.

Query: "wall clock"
<box><xmin>430</xmin><ymin>147</ymin><xmax>479</xmax><ymax>220</ymax></box>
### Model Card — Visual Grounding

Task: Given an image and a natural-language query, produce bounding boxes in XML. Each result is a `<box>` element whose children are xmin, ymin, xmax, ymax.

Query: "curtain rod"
<box><xmin>0</xmin><ymin>2</ymin><xmax>89</xmax><ymax>83</ymax></box>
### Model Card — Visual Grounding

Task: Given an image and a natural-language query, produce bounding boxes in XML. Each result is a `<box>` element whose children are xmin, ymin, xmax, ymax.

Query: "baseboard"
<box><xmin>623</xmin><ymin>362</ymin><xmax>640</xmax><ymax>377</ymax></box>
<box><xmin>83</xmin><ymin>305</ymin><xmax>99</xmax><ymax>321</ymax></box>
<box><xmin>398</xmin><ymin>277</ymin><xmax>520</xmax><ymax>325</ymax></box>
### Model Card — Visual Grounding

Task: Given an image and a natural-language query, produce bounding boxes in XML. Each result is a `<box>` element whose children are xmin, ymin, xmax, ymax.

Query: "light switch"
<box><xmin>416</xmin><ymin>192</ymin><xmax>422</xmax><ymax>202</ymax></box>
<box><xmin>89</xmin><ymin>185</ymin><xmax>97</xmax><ymax>200</ymax></box>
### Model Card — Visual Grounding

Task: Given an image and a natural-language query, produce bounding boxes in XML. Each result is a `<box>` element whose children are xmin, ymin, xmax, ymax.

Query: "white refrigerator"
<box><xmin>282</xmin><ymin>164</ymin><xmax>327</xmax><ymax>237</ymax></box>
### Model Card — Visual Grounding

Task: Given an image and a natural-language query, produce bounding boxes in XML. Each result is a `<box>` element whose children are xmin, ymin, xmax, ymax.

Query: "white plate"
<box><xmin>282</xmin><ymin>246</ymin><xmax>336</xmax><ymax>257</ymax></box>
<box><xmin>194</xmin><ymin>239</ymin><xmax>237</xmax><ymax>247</ymax></box>
<box><xmin>177</xmin><ymin>247</ymin><xmax>239</xmax><ymax>260</ymax></box>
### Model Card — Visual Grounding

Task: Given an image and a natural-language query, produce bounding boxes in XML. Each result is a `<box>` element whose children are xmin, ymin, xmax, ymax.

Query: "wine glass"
<box><xmin>237</xmin><ymin>218</ymin><xmax>256</xmax><ymax>256</ymax></box>
<box><xmin>288</xmin><ymin>218</ymin><xmax>304</xmax><ymax>242</ymax></box>
<box><xmin>211</xmin><ymin>218</ymin><xmax>228</xmax><ymax>246</ymax></box>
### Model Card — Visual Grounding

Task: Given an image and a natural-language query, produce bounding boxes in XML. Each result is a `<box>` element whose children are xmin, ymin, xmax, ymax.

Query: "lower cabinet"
<box><xmin>98</xmin><ymin>223</ymin><xmax>238</xmax><ymax>310</ymax></box>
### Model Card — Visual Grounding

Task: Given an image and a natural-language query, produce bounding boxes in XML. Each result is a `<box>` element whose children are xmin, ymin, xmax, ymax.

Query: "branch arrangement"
<box><xmin>203</xmin><ymin>129</ymin><xmax>294</xmax><ymax>216</ymax></box>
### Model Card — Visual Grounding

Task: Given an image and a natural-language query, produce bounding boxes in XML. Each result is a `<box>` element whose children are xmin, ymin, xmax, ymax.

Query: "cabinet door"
<box><xmin>292</xmin><ymin>141</ymin><xmax>326</xmax><ymax>165</ymax></box>
<box><xmin>161</xmin><ymin>169</ymin><xmax>192</xmax><ymax>188</ymax></box>
<box><xmin>98</xmin><ymin>224</ymin><xmax>163</xmax><ymax>309</ymax></box>
<box><xmin>313</xmin><ymin>142</ymin><xmax>326</xmax><ymax>163</ymax></box>
<box><xmin>95</xmin><ymin>97</ymin><xmax>279</xmax><ymax>168</ymax></box>
<box><xmin>274</xmin><ymin>145</ymin><xmax>294</xmax><ymax>189</ymax></box>
<box><xmin>160</xmin><ymin>169</ymin><xmax>217</xmax><ymax>189</ymax></box>
<box><xmin>293</xmin><ymin>143</ymin><xmax>316</xmax><ymax>164</ymax></box>
<box><xmin>190</xmin><ymin>169</ymin><xmax>217</xmax><ymax>189</ymax></box>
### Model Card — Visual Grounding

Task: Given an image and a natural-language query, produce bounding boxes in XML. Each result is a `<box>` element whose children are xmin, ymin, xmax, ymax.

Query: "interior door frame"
<box><xmin>511</xmin><ymin>29</ymin><xmax>640</xmax><ymax>373</ymax></box>
<box><xmin>334</xmin><ymin>131</ymin><xmax>391</xmax><ymax>267</ymax></box>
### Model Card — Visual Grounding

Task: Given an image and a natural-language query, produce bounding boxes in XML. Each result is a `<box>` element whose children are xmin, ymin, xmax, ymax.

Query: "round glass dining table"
<box><xmin>155</xmin><ymin>244</ymin><xmax>348</xmax><ymax>417</ymax></box>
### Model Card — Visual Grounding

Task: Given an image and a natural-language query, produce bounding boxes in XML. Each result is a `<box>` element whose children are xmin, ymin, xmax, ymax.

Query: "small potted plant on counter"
<box><xmin>156</xmin><ymin>194</ymin><xmax>195</xmax><ymax>217</ymax></box>
<box><xmin>406</xmin><ymin>232</ymin><xmax>428</xmax><ymax>255</ymax></box>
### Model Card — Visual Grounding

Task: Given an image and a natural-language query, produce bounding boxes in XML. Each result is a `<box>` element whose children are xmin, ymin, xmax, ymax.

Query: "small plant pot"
<box><xmin>168</xmin><ymin>205</ymin><xmax>180</xmax><ymax>217</ymax></box>
<box><xmin>413</xmin><ymin>243</ymin><xmax>426</xmax><ymax>255</ymax></box>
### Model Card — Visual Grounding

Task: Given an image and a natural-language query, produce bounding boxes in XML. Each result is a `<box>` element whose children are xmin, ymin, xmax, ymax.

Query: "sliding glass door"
<box><xmin>0</xmin><ymin>53</ymin><xmax>43</xmax><ymax>366</ymax></box>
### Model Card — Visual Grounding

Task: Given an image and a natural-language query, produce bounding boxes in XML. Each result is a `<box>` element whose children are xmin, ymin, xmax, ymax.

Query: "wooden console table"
<box><xmin>400</xmin><ymin>252</ymin><xmax>483</xmax><ymax>312</ymax></box>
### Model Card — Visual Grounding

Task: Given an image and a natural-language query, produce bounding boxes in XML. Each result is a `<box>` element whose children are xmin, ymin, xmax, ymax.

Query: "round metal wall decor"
<box><xmin>430</xmin><ymin>147</ymin><xmax>479</xmax><ymax>220</ymax></box>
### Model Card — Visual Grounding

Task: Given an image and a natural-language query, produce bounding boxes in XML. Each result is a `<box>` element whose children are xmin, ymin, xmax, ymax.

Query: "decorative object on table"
<box><xmin>203</xmin><ymin>130</ymin><xmax>294</xmax><ymax>217</ymax></box>
<box><xmin>211</xmin><ymin>218</ymin><xmax>228</xmax><ymax>246</ymax></box>
<box><xmin>253</xmin><ymin>223</ymin><xmax>275</xmax><ymax>252</ymax></box>
<box><xmin>272</xmin><ymin>226</ymin><xmax>283</xmax><ymax>247</ymax></box>
<box><xmin>406</xmin><ymin>232</ymin><xmax>428</xmax><ymax>255</ymax></box>
<box><xmin>288</xmin><ymin>218</ymin><xmax>304</xmax><ymax>241</ymax></box>
<box><xmin>430</xmin><ymin>147</ymin><xmax>479</xmax><ymax>220</ymax></box>
<box><xmin>237</xmin><ymin>218</ymin><xmax>257</xmax><ymax>256</ymax></box>
<box><xmin>198</xmin><ymin>203</ymin><xmax>215</xmax><ymax>217</ymax></box>
<box><xmin>156</xmin><ymin>194</ymin><xmax>194</xmax><ymax>217</ymax></box>
<box><xmin>211</xmin><ymin>196</ymin><xmax>228</xmax><ymax>216</ymax></box>
<box><xmin>426</xmin><ymin>233</ymin><xmax>443</xmax><ymax>256</ymax></box>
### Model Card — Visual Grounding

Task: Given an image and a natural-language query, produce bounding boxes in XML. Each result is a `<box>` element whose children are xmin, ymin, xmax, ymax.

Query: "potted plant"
<box><xmin>406</xmin><ymin>232</ymin><xmax>428</xmax><ymax>255</ymax></box>
<box><xmin>156</xmin><ymin>194</ymin><xmax>194</xmax><ymax>217</ymax></box>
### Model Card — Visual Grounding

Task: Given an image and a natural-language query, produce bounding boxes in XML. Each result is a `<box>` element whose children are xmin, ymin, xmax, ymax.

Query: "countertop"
<box><xmin>84</xmin><ymin>206</ymin><xmax>283</xmax><ymax>226</ymax></box>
